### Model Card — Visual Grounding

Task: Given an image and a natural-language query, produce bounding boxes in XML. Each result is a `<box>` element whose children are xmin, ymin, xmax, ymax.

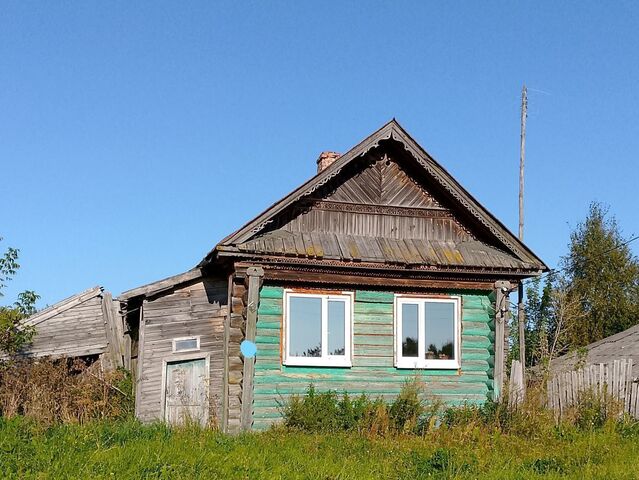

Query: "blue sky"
<box><xmin>1</xmin><ymin>2</ymin><xmax>638</xmax><ymax>307</ymax></box>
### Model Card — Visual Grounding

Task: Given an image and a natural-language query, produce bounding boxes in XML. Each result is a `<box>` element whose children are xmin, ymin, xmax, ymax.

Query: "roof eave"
<box><xmin>215</xmin><ymin>250</ymin><xmax>545</xmax><ymax>278</ymax></box>
<box><xmin>118</xmin><ymin>268</ymin><xmax>203</xmax><ymax>302</ymax></box>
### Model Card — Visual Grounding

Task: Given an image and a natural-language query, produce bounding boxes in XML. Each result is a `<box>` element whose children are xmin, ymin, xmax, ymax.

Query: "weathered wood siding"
<box><xmin>226</xmin><ymin>280</ymin><xmax>246</xmax><ymax>433</ymax></box>
<box><xmin>26</xmin><ymin>295</ymin><xmax>108</xmax><ymax>358</ymax></box>
<box><xmin>282</xmin><ymin>207</ymin><xmax>473</xmax><ymax>242</ymax></box>
<box><xmin>324</xmin><ymin>155</ymin><xmax>441</xmax><ymax>208</ymax></box>
<box><xmin>252</xmin><ymin>285</ymin><xmax>494</xmax><ymax>430</ymax></box>
<box><xmin>273</xmin><ymin>153</ymin><xmax>475</xmax><ymax>243</ymax></box>
<box><xmin>136</xmin><ymin>278</ymin><xmax>227</xmax><ymax>424</ymax></box>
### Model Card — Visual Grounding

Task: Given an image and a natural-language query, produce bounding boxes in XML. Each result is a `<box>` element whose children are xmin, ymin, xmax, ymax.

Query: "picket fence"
<box><xmin>546</xmin><ymin>359</ymin><xmax>639</xmax><ymax>419</ymax></box>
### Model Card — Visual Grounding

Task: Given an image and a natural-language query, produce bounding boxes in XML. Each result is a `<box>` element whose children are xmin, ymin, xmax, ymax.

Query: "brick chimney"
<box><xmin>316</xmin><ymin>151</ymin><xmax>341</xmax><ymax>173</ymax></box>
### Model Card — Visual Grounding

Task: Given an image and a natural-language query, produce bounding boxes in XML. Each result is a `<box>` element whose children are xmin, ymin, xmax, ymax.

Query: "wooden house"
<box><xmin>120</xmin><ymin>120</ymin><xmax>547</xmax><ymax>432</ymax></box>
<box><xmin>18</xmin><ymin>286</ymin><xmax>127</xmax><ymax>370</ymax></box>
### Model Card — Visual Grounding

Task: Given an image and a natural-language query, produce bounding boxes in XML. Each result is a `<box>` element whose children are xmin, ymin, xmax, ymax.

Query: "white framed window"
<box><xmin>395</xmin><ymin>295</ymin><xmax>460</xmax><ymax>369</ymax></box>
<box><xmin>284</xmin><ymin>290</ymin><xmax>352</xmax><ymax>367</ymax></box>
<box><xmin>172</xmin><ymin>336</ymin><xmax>200</xmax><ymax>353</ymax></box>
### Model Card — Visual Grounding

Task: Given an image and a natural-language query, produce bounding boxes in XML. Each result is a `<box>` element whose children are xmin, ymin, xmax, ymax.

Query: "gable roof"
<box><xmin>549</xmin><ymin>324</ymin><xmax>639</xmax><ymax>372</ymax></box>
<box><xmin>14</xmin><ymin>286</ymin><xmax>115</xmax><ymax>360</ymax></box>
<box><xmin>200</xmin><ymin>119</ymin><xmax>547</xmax><ymax>273</ymax></box>
<box><xmin>22</xmin><ymin>286</ymin><xmax>103</xmax><ymax>327</ymax></box>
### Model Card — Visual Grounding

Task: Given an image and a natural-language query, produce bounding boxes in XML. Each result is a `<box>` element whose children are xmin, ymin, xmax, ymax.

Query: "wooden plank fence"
<box><xmin>509</xmin><ymin>360</ymin><xmax>525</xmax><ymax>406</ymax></box>
<box><xmin>547</xmin><ymin>359</ymin><xmax>639</xmax><ymax>419</ymax></box>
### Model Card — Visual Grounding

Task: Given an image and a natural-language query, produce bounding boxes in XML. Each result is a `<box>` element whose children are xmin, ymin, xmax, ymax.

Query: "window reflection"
<box><xmin>402</xmin><ymin>303</ymin><xmax>419</xmax><ymax>357</ymax></box>
<box><xmin>327</xmin><ymin>300</ymin><xmax>346</xmax><ymax>355</ymax></box>
<box><xmin>424</xmin><ymin>302</ymin><xmax>455</xmax><ymax>360</ymax></box>
<box><xmin>289</xmin><ymin>296</ymin><xmax>322</xmax><ymax>357</ymax></box>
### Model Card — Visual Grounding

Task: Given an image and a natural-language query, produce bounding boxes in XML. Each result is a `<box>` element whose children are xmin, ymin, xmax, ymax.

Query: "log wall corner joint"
<box><xmin>240</xmin><ymin>266</ymin><xmax>264</xmax><ymax>431</ymax></box>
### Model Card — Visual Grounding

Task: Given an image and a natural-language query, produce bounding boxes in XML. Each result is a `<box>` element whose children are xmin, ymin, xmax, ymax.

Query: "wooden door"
<box><xmin>164</xmin><ymin>358</ymin><xmax>208</xmax><ymax>426</ymax></box>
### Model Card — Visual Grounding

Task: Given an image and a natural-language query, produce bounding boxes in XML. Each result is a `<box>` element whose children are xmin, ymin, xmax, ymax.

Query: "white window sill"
<box><xmin>172</xmin><ymin>348</ymin><xmax>200</xmax><ymax>354</ymax></box>
<box><xmin>284</xmin><ymin>357</ymin><xmax>352</xmax><ymax>368</ymax></box>
<box><xmin>395</xmin><ymin>360</ymin><xmax>460</xmax><ymax>370</ymax></box>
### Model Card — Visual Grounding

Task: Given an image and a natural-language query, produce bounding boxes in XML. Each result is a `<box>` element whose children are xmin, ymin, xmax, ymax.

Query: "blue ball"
<box><xmin>241</xmin><ymin>340</ymin><xmax>257</xmax><ymax>358</ymax></box>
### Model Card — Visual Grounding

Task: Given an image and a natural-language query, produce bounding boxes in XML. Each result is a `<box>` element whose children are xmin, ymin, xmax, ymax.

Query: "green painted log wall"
<box><xmin>252</xmin><ymin>285</ymin><xmax>495</xmax><ymax>430</ymax></box>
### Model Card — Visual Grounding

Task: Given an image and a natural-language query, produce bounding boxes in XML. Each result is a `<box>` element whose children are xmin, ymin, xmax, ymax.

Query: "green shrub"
<box><xmin>280</xmin><ymin>384</ymin><xmax>337</xmax><ymax>432</ymax></box>
<box><xmin>442</xmin><ymin>403</ymin><xmax>483</xmax><ymax>428</ymax></box>
<box><xmin>282</xmin><ymin>378</ymin><xmax>436</xmax><ymax>435</ymax></box>
<box><xmin>336</xmin><ymin>392</ymin><xmax>373</xmax><ymax>430</ymax></box>
<box><xmin>280</xmin><ymin>384</ymin><xmax>381</xmax><ymax>433</ymax></box>
<box><xmin>389</xmin><ymin>378</ymin><xmax>423</xmax><ymax>433</ymax></box>
<box><xmin>572</xmin><ymin>389</ymin><xmax>620</xmax><ymax>430</ymax></box>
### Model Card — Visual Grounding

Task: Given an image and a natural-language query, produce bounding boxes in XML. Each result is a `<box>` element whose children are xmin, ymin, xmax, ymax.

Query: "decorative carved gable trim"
<box><xmin>302</xmin><ymin>200</ymin><xmax>452</xmax><ymax>218</ymax></box>
<box><xmin>321</xmin><ymin>153</ymin><xmax>442</xmax><ymax>208</ymax></box>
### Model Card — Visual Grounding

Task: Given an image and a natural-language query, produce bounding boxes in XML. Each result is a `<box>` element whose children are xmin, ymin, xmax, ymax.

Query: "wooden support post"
<box><xmin>134</xmin><ymin>302</ymin><xmax>146</xmax><ymax>420</ymax></box>
<box><xmin>221</xmin><ymin>272</ymin><xmax>233</xmax><ymax>433</ymax></box>
<box><xmin>517</xmin><ymin>283</ymin><xmax>526</xmax><ymax>394</ymax></box>
<box><xmin>122</xmin><ymin>305</ymin><xmax>132</xmax><ymax>371</ymax></box>
<box><xmin>111</xmin><ymin>298</ymin><xmax>126</xmax><ymax>367</ymax></box>
<box><xmin>101</xmin><ymin>292</ymin><xmax>124</xmax><ymax>370</ymax></box>
<box><xmin>240</xmin><ymin>266</ymin><xmax>264</xmax><ymax>432</ymax></box>
<box><xmin>494</xmin><ymin>280</ymin><xmax>511</xmax><ymax>400</ymax></box>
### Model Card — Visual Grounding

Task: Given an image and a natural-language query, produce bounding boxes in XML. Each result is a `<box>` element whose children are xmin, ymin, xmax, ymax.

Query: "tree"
<box><xmin>509</xmin><ymin>274</ymin><xmax>554</xmax><ymax>368</ymax></box>
<box><xmin>561</xmin><ymin>202</ymin><xmax>639</xmax><ymax>347</ymax></box>
<box><xmin>525</xmin><ymin>275</ymin><xmax>554</xmax><ymax>366</ymax></box>
<box><xmin>509</xmin><ymin>202</ymin><xmax>639</xmax><ymax>368</ymax></box>
<box><xmin>0</xmin><ymin>237</ymin><xmax>39</xmax><ymax>356</ymax></box>
<box><xmin>547</xmin><ymin>277</ymin><xmax>585</xmax><ymax>362</ymax></box>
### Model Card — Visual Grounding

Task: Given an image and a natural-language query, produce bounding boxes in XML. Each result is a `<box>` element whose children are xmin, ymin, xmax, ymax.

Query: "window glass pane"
<box><xmin>327</xmin><ymin>300</ymin><xmax>346</xmax><ymax>356</ymax></box>
<box><xmin>174</xmin><ymin>338</ymin><xmax>198</xmax><ymax>352</ymax></box>
<box><xmin>401</xmin><ymin>303</ymin><xmax>419</xmax><ymax>357</ymax></box>
<box><xmin>424</xmin><ymin>302</ymin><xmax>455</xmax><ymax>360</ymax></box>
<box><xmin>289</xmin><ymin>296</ymin><xmax>322</xmax><ymax>357</ymax></box>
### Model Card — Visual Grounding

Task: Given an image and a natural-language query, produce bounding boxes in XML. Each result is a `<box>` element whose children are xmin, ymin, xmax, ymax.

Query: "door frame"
<box><xmin>160</xmin><ymin>352</ymin><xmax>211</xmax><ymax>425</ymax></box>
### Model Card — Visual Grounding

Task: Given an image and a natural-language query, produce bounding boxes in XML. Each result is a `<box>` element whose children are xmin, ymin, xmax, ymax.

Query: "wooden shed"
<box><xmin>19</xmin><ymin>286</ymin><xmax>127</xmax><ymax>370</ymax></box>
<box><xmin>549</xmin><ymin>323</ymin><xmax>639</xmax><ymax>373</ymax></box>
<box><xmin>122</xmin><ymin>119</ymin><xmax>548</xmax><ymax>432</ymax></box>
<box><xmin>119</xmin><ymin>271</ymin><xmax>228</xmax><ymax>426</ymax></box>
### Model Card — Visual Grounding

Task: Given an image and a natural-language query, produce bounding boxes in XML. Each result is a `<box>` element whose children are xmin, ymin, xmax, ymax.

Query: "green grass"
<box><xmin>1</xmin><ymin>416</ymin><xmax>639</xmax><ymax>479</ymax></box>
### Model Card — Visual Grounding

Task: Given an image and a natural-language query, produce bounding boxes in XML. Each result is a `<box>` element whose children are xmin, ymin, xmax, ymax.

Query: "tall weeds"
<box><xmin>281</xmin><ymin>378</ymin><xmax>442</xmax><ymax>436</ymax></box>
<box><xmin>0</xmin><ymin>357</ymin><xmax>134</xmax><ymax>424</ymax></box>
